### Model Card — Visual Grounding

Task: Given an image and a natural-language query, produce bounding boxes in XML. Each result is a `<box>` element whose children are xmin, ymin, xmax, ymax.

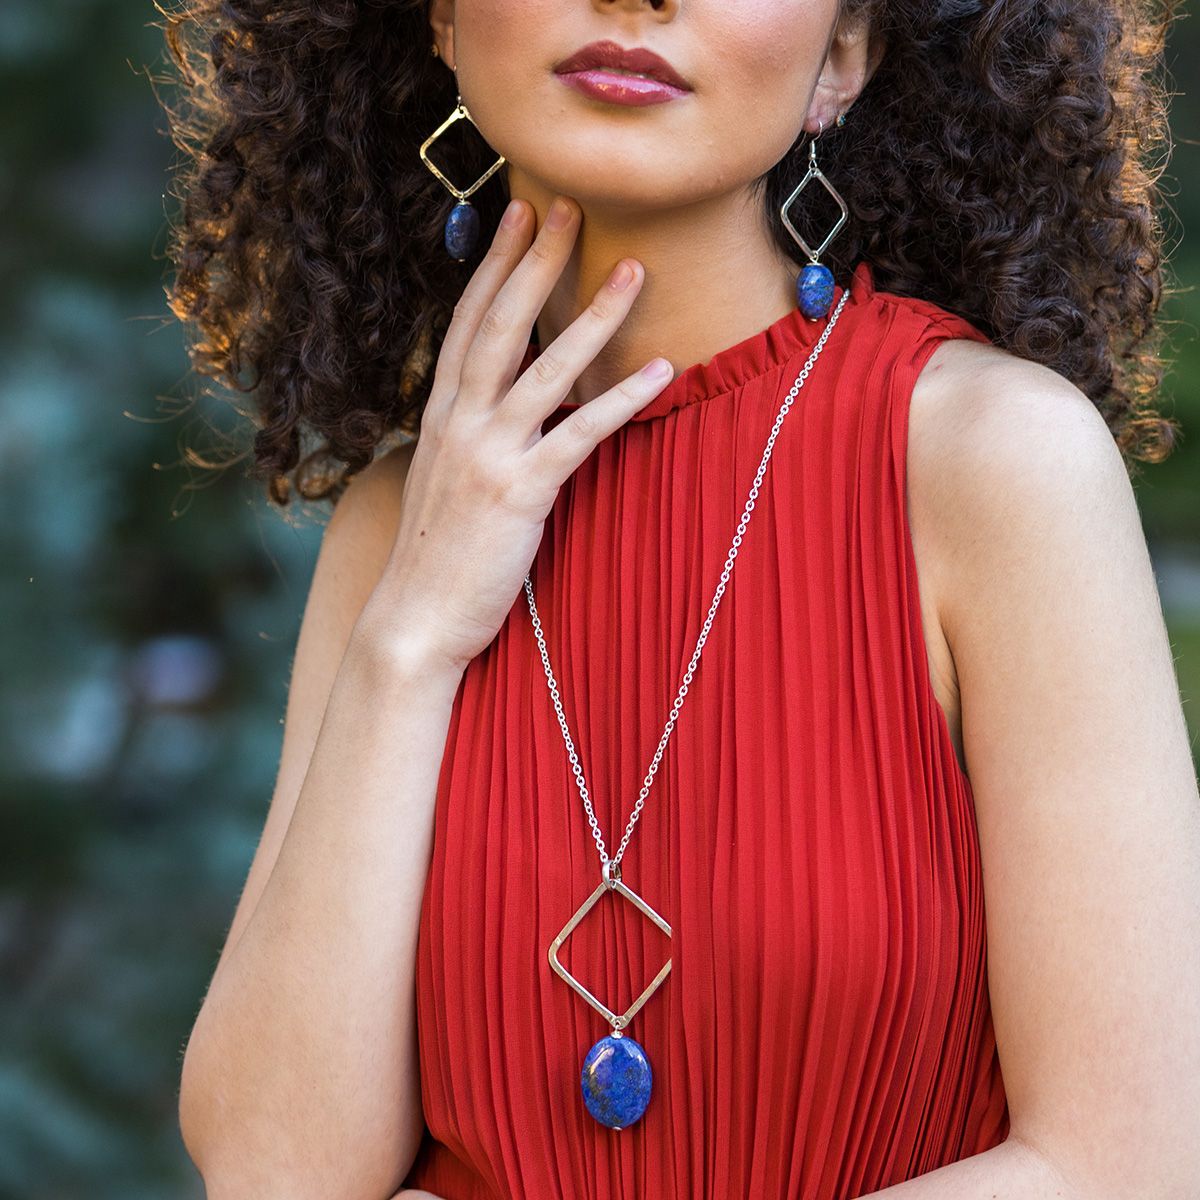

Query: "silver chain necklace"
<box><xmin>523</xmin><ymin>286</ymin><xmax>850</xmax><ymax>1131</ymax></box>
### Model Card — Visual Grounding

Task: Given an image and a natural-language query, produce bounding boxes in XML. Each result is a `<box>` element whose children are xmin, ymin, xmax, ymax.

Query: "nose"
<box><xmin>596</xmin><ymin>0</ymin><xmax>672</xmax><ymax>12</ymax></box>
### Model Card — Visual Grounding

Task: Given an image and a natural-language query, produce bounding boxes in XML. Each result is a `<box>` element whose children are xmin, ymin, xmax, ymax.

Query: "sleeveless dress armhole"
<box><xmin>884</xmin><ymin>307</ymin><xmax>992</xmax><ymax>804</ymax></box>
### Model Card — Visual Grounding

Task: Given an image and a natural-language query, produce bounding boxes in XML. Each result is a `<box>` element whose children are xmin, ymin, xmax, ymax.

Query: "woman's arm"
<box><xmin>888</xmin><ymin>347</ymin><xmax>1200</xmax><ymax>1198</ymax></box>
<box><xmin>176</xmin><ymin>193</ymin><xmax>668</xmax><ymax>1200</ymax></box>
<box><xmin>177</xmin><ymin>443</ymin><xmax>463</xmax><ymax>1199</ymax></box>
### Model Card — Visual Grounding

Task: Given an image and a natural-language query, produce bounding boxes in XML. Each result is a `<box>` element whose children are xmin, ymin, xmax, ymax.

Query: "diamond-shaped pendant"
<box><xmin>548</xmin><ymin>864</ymin><xmax>671</xmax><ymax>1128</ymax></box>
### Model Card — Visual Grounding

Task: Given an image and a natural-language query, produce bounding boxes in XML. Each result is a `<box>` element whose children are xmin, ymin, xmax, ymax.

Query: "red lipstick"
<box><xmin>554</xmin><ymin>39</ymin><xmax>692</xmax><ymax>107</ymax></box>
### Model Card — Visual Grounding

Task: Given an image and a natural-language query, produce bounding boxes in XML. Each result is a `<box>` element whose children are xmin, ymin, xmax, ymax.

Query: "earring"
<box><xmin>419</xmin><ymin>91</ymin><xmax>507</xmax><ymax>262</ymax></box>
<box><xmin>780</xmin><ymin>116</ymin><xmax>849</xmax><ymax>320</ymax></box>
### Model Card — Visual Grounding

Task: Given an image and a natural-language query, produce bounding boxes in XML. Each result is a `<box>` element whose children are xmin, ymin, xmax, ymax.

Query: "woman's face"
<box><xmin>430</xmin><ymin>0</ymin><xmax>864</xmax><ymax>213</ymax></box>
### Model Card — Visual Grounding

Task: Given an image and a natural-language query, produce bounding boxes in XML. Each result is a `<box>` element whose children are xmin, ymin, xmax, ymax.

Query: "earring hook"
<box><xmin>809</xmin><ymin>117</ymin><xmax>824</xmax><ymax>166</ymax></box>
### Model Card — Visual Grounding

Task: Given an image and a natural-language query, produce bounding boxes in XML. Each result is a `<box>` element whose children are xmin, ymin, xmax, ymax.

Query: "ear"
<box><xmin>805</xmin><ymin>8</ymin><xmax>886</xmax><ymax>133</ymax></box>
<box><xmin>428</xmin><ymin>0</ymin><xmax>457</xmax><ymax>70</ymax></box>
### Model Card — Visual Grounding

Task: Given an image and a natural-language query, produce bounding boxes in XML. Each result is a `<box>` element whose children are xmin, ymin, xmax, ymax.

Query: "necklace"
<box><xmin>523</xmin><ymin>286</ymin><xmax>851</xmax><ymax>1130</ymax></box>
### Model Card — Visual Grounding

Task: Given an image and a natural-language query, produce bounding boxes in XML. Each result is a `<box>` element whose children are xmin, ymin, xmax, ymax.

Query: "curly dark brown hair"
<box><xmin>153</xmin><ymin>0</ymin><xmax>1182</xmax><ymax>508</ymax></box>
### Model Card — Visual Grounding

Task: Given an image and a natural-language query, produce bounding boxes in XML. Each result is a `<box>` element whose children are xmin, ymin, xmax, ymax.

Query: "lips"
<box><xmin>553</xmin><ymin>39</ymin><xmax>691</xmax><ymax>92</ymax></box>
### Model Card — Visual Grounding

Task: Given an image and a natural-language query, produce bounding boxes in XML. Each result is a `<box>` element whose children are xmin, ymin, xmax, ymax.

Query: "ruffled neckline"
<box><xmin>519</xmin><ymin>258</ymin><xmax>875</xmax><ymax>422</ymax></box>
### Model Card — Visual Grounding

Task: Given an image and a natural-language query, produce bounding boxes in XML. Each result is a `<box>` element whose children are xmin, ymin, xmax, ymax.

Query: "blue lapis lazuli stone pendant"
<box><xmin>581</xmin><ymin>1031</ymin><xmax>653</xmax><ymax>1129</ymax></box>
<box><xmin>548</xmin><ymin>859</ymin><xmax>672</xmax><ymax>1129</ymax></box>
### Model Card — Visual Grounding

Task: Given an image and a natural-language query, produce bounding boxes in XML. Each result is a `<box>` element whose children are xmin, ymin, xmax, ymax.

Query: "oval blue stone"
<box><xmin>797</xmin><ymin>261</ymin><xmax>835</xmax><ymax>320</ymax></box>
<box><xmin>444</xmin><ymin>201</ymin><xmax>480</xmax><ymax>262</ymax></box>
<box><xmin>581</xmin><ymin>1033</ymin><xmax>652</xmax><ymax>1129</ymax></box>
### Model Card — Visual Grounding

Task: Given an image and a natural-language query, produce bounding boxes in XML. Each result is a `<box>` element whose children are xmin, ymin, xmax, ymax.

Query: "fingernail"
<box><xmin>641</xmin><ymin>358</ymin><xmax>673</xmax><ymax>381</ymax></box>
<box><xmin>609</xmin><ymin>260</ymin><xmax>634</xmax><ymax>291</ymax></box>
<box><xmin>546</xmin><ymin>198</ymin><xmax>573</xmax><ymax>230</ymax></box>
<box><xmin>500</xmin><ymin>199</ymin><xmax>523</xmax><ymax>229</ymax></box>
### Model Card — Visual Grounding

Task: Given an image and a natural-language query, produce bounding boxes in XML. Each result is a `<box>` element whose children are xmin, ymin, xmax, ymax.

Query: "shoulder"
<box><xmin>287</xmin><ymin>434</ymin><xmax>419</xmax><ymax>703</ymax></box>
<box><xmin>327</xmin><ymin>438</ymin><xmax>418</xmax><ymax>543</ymax></box>
<box><xmin>320</xmin><ymin>436</ymin><xmax>419</xmax><ymax>553</ymax></box>
<box><xmin>906</xmin><ymin>335</ymin><xmax>1143</xmax><ymax>647</ymax></box>
<box><xmin>300</xmin><ymin>438</ymin><xmax>419</xmax><ymax>647</ymax></box>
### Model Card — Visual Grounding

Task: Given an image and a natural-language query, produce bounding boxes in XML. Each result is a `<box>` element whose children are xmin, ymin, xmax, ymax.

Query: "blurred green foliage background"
<box><xmin>1</xmin><ymin>3</ymin><xmax>1197</xmax><ymax>1197</ymax></box>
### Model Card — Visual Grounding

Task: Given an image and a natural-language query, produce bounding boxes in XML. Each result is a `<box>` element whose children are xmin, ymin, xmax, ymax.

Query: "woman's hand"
<box><xmin>388</xmin><ymin>1191</ymin><xmax>445</xmax><ymax>1199</ymax></box>
<box><xmin>368</xmin><ymin>194</ymin><xmax>674</xmax><ymax>673</ymax></box>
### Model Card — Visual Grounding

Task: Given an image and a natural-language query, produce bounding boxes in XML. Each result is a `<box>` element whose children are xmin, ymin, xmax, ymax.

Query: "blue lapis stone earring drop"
<box><xmin>443</xmin><ymin>198</ymin><xmax>480</xmax><ymax>263</ymax></box>
<box><xmin>781</xmin><ymin>114</ymin><xmax>849</xmax><ymax>320</ymax></box>
<box><xmin>419</xmin><ymin>88</ymin><xmax>507</xmax><ymax>263</ymax></box>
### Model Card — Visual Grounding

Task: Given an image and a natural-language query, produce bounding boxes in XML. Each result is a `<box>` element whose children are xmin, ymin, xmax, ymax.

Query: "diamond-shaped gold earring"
<box><xmin>419</xmin><ymin>94</ymin><xmax>506</xmax><ymax>261</ymax></box>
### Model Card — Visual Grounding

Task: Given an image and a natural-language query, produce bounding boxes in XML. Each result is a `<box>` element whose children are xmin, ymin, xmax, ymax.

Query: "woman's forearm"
<box><xmin>855</xmin><ymin>1134</ymin><xmax>1101</xmax><ymax>1199</ymax></box>
<box><xmin>179</xmin><ymin>609</ymin><xmax>464</xmax><ymax>1200</ymax></box>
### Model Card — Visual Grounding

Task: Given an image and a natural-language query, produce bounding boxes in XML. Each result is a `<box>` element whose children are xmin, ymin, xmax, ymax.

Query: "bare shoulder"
<box><xmin>908</xmin><ymin>336</ymin><xmax>1134</xmax><ymax>623</ymax></box>
<box><xmin>909</xmin><ymin>336</ymin><xmax>1118</xmax><ymax>471</ymax></box>
<box><xmin>905</xmin><ymin>338</ymin><xmax>1135</xmax><ymax>766</ymax></box>
<box><xmin>294</xmin><ymin>438</ymin><xmax>419</xmax><ymax>652</ymax></box>
<box><xmin>327</xmin><ymin>438</ymin><xmax>419</xmax><ymax>546</ymax></box>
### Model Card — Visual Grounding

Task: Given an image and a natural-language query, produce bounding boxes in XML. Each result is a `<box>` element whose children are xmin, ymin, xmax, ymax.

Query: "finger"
<box><xmin>496</xmin><ymin>256</ymin><xmax>646</xmax><ymax>434</ymax></box>
<box><xmin>527</xmin><ymin>355</ymin><xmax>676</xmax><ymax>490</ymax></box>
<box><xmin>456</xmin><ymin>195</ymin><xmax>581</xmax><ymax>405</ymax></box>
<box><xmin>430</xmin><ymin>198</ymin><xmax>533</xmax><ymax>400</ymax></box>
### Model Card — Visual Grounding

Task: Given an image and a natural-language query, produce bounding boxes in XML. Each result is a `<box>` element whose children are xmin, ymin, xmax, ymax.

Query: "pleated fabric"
<box><xmin>401</xmin><ymin>260</ymin><xmax>1009</xmax><ymax>1200</ymax></box>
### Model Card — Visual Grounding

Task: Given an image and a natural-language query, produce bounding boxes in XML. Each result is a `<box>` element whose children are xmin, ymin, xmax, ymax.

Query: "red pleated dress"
<box><xmin>401</xmin><ymin>259</ymin><xmax>1009</xmax><ymax>1199</ymax></box>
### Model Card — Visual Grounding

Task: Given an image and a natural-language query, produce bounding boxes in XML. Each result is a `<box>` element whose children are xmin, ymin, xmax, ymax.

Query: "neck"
<box><xmin>510</xmin><ymin>175</ymin><xmax>799</xmax><ymax>406</ymax></box>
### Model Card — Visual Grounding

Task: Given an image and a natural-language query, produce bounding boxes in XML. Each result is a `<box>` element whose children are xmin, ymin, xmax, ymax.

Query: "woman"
<box><xmin>163</xmin><ymin>0</ymin><xmax>1200</xmax><ymax>1197</ymax></box>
